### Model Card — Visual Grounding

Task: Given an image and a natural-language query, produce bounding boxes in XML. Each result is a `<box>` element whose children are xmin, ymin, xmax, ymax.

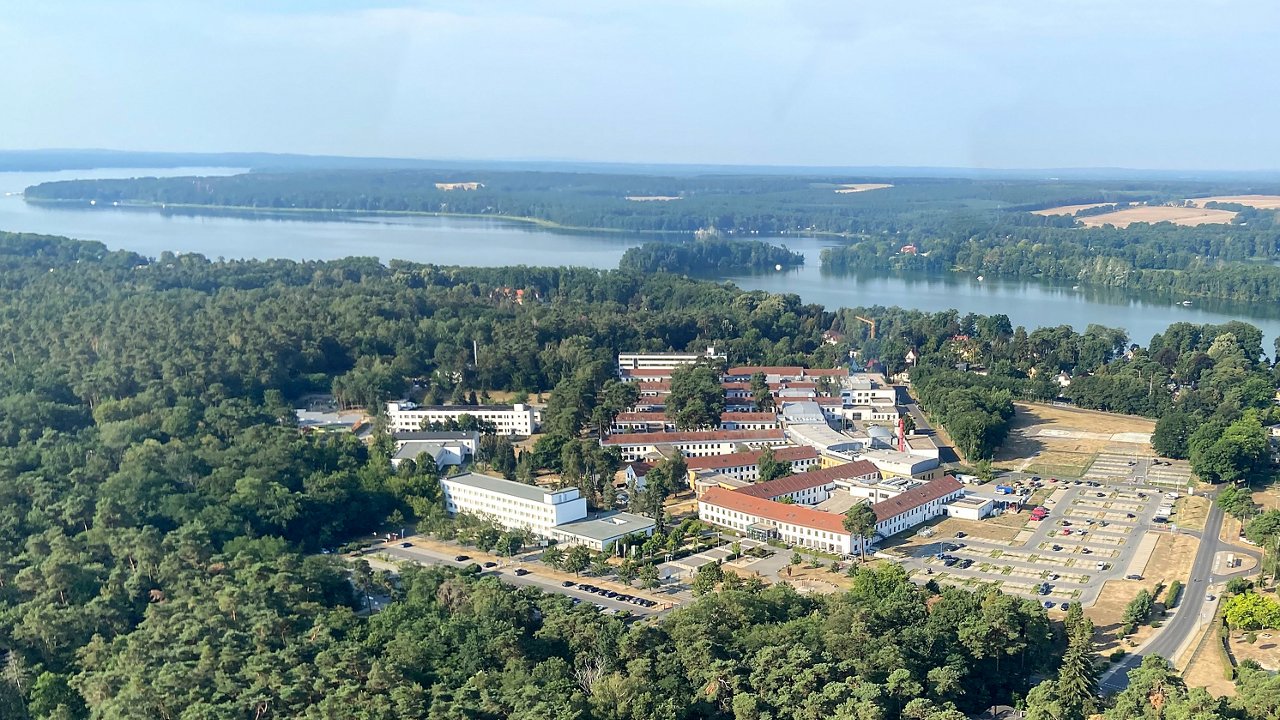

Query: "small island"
<box><xmin>618</xmin><ymin>238</ymin><xmax>803</xmax><ymax>276</ymax></box>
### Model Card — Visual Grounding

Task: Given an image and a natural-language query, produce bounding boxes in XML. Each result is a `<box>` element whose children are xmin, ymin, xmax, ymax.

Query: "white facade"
<box><xmin>686</xmin><ymin>448</ymin><xmax>821</xmax><ymax>484</ymax></box>
<box><xmin>602</xmin><ymin>430</ymin><xmax>789</xmax><ymax>463</ymax></box>
<box><xmin>696</xmin><ymin>495</ymin><xmax>856</xmax><ymax>555</ymax></box>
<box><xmin>386</xmin><ymin>401</ymin><xmax>538</xmax><ymax>436</ymax></box>
<box><xmin>549</xmin><ymin>512</ymin><xmax>657</xmax><ymax>551</ymax></box>
<box><xmin>944</xmin><ymin>495</ymin><xmax>995</xmax><ymax>520</ymax></box>
<box><xmin>617</xmin><ymin>347</ymin><xmax>722</xmax><ymax>374</ymax></box>
<box><xmin>441</xmin><ymin>472</ymin><xmax>587</xmax><ymax>537</ymax></box>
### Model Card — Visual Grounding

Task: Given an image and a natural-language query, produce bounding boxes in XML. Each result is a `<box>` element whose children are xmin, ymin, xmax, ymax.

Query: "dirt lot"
<box><xmin>1030</xmin><ymin>202</ymin><xmax>1115</xmax><ymax>216</ymax></box>
<box><xmin>1090</xmin><ymin>533</ymin><xmax>1198</xmax><ymax>652</ymax></box>
<box><xmin>1174</xmin><ymin>496</ymin><xmax>1212</xmax><ymax>532</ymax></box>
<box><xmin>1077</xmin><ymin>205</ymin><xmax>1237</xmax><ymax>228</ymax></box>
<box><xmin>1190</xmin><ymin>194</ymin><xmax>1280</xmax><ymax>210</ymax></box>
<box><xmin>835</xmin><ymin>183</ymin><xmax>893</xmax><ymax>193</ymax></box>
<box><xmin>886</xmin><ymin>514</ymin><xmax>1023</xmax><ymax>551</ymax></box>
<box><xmin>995</xmin><ymin>403</ymin><xmax>1156</xmax><ymax>475</ymax></box>
<box><xmin>1182</xmin><ymin>630</ymin><xmax>1237</xmax><ymax>697</ymax></box>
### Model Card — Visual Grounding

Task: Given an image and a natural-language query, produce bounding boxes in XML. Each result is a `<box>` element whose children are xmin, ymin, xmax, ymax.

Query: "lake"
<box><xmin>3</xmin><ymin>167</ymin><xmax>1279</xmax><ymax>350</ymax></box>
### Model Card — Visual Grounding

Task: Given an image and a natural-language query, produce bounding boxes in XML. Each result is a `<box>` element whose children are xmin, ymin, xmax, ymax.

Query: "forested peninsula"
<box><xmin>25</xmin><ymin>168</ymin><xmax>1280</xmax><ymax>303</ymax></box>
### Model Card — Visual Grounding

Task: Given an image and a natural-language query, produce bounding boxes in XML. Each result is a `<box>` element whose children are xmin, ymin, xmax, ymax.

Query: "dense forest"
<box><xmin>0</xmin><ymin>231</ymin><xmax>1277</xmax><ymax>717</ymax></box>
<box><xmin>618</xmin><ymin>239</ymin><xmax>803</xmax><ymax>275</ymax></box>
<box><xmin>26</xmin><ymin>167</ymin><xmax>1280</xmax><ymax>303</ymax></box>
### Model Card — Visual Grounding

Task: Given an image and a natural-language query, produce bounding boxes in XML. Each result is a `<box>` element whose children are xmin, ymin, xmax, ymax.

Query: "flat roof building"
<box><xmin>440</xmin><ymin>472</ymin><xmax>587</xmax><ymax>537</ymax></box>
<box><xmin>550</xmin><ymin>511</ymin><xmax>656</xmax><ymax>551</ymax></box>
<box><xmin>386</xmin><ymin>401</ymin><xmax>538</xmax><ymax>436</ymax></box>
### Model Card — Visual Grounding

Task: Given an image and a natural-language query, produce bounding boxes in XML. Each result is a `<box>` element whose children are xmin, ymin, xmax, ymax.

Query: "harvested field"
<box><xmin>835</xmin><ymin>183</ymin><xmax>893</xmax><ymax>194</ymax></box>
<box><xmin>625</xmin><ymin>196</ymin><xmax>681</xmax><ymax>201</ymax></box>
<box><xmin>1078</xmin><ymin>205</ymin><xmax>1237</xmax><ymax>228</ymax></box>
<box><xmin>995</xmin><ymin>402</ymin><xmax>1155</xmax><ymax>474</ymax></box>
<box><xmin>1030</xmin><ymin>202</ymin><xmax>1114</xmax><ymax>216</ymax></box>
<box><xmin>1190</xmin><ymin>194</ymin><xmax>1280</xmax><ymax>210</ymax></box>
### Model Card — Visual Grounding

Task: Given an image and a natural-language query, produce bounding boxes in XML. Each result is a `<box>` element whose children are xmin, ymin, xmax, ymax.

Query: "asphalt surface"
<box><xmin>376</xmin><ymin>543</ymin><xmax>675</xmax><ymax>617</ymax></box>
<box><xmin>1099</xmin><ymin>498</ymin><xmax>1260</xmax><ymax>694</ymax></box>
<box><xmin>900</xmin><ymin>481</ymin><xmax>1166</xmax><ymax>607</ymax></box>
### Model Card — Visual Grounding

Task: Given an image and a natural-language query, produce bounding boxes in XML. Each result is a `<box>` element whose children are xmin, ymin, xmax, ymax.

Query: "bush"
<box><xmin>1110</xmin><ymin>650</ymin><xmax>1127</xmax><ymax>663</ymax></box>
<box><xmin>1150</xmin><ymin>620</ymin><xmax>1163</xmax><ymax>628</ymax></box>
<box><xmin>1246</xmin><ymin>631</ymin><xmax>1258</xmax><ymax>644</ymax></box>
<box><xmin>1120</xmin><ymin>622</ymin><xmax>1137</xmax><ymax>637</ymax></box>
<box><xmin>1228</xmin><ymin>578</ymin><xmax>1252</xmax><ymax>595</ymax></box>
<box><xmin>1165</xmin><ymin>580</ymin><xmax>1183</xmax><ymax>608</ymax></box>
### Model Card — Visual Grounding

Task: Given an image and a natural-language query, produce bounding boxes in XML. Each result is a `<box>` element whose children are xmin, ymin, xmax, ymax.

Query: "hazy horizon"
<box><xmin>3</xmin><ymin>1</ymin><xmax>1278</xmax><ymax>171</ymax></box>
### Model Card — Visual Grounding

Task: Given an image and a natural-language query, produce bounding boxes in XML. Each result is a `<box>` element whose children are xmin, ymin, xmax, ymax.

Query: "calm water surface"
<box><xmin>4</xmin><ymin>168</ymin><xmax>1279</xmax><ymax>348</ymax></box>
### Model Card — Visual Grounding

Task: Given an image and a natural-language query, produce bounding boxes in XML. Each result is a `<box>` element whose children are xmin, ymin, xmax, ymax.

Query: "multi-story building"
<box><xmin>441</xmin><ymin>472</ymin><xmax>586</xmax><ymax>536</ymax></box>
<box><xmin>385</xmin><ymin>401</ymin><xmax>539</xmax><ymax>436</ymax></box>
<box><xmin>686</xmin><ymin>446</ymin><xmax>821</xmax><ymax>486</ymax></box>
<box><xmin>610</xmin><ymin>411</ymin><xmax>779</xmax><ymax>435</ymax></box>
<box><xmin>390</xmin><ymin>430</ymin><xmax>480</xmax><ymax>469</ymax></box>
<box><xmin>617</xmin><ymin>347</ymin><xmax>722</xmax><ymax>374</ymax></box>
<box><xmin>733</xmin><ymin>461</ymin><xmax>880</xmax><ymax>505</ymax></box>
<box><xmin>697</xmin><ymin>475</ymin><xmax>964</xmax><ymax>556</ymax></box>
<box><xmin>601</xmin><ymin>428</ymin><xmax>789</xmax><ymax>462</ymax></box>
<box><xmin>441</xmin><ymin>472</ymin><xmax>656</xmax><ymax>549</ymax></box>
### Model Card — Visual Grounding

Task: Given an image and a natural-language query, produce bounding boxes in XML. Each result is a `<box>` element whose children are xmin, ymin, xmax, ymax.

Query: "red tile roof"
<box><xmin>616</xmin><ymin>412</ymin><xmax>668</xmax><ymax>422</ymax></box>
<box><xmin>719</xmin><ymin>412</ymin><xmax>779</xmax><ymax>423</ymax></box>
<box><xmin>601</xmin><ymin>429</ymin><xmax>786</xmax><ymax>446</ymax></box>
<box><xmin>685</xmin><ymin>445</ymin><xmax>817</xmax><ymax>471</ymax></box>
<box><xmin>735</xmin><ymin>461</ymin><xmax>880</xmax><ymax>499</ymax></box>
<box><xmin>700</xmin><ymin>487</ymin><xmax>849</xmax><ymax>534</ymax></box>
<box><xmin>621</xmin><ymin>368</ymin><xmax>674</xmax><ymax>378</ymax></box>
<box><xmin>636</xmin><ymin>381</ymin><xmax>671</xmax><ymax>391</ymax></box>
<box><xmin>870</xmin><ymin>476</ymin><xmax>963</xmax><ymax>522</ymax></box>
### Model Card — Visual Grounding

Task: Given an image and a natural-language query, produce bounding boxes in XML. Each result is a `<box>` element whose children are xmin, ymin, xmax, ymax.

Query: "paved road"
<box><xmin>1099</xmin><ymin>498</ymin><xmax>1260</xmax><ymax>694</ymax></box>
<box><xmin>375</xmin><ymin>543</ymin><xmax>677</xmax><ymax>617</ymax></box>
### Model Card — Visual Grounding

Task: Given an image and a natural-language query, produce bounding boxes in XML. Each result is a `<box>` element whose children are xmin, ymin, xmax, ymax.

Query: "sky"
<box><xmin>1</xmin><ymin>0</ymin><xmax>1278</xmax><ymax>170</ymax></box>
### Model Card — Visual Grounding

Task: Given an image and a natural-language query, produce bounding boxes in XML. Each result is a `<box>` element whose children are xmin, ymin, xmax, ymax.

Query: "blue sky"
<box><xmin>2</xmin><ymin>1</ymin><xmax>1277</xmax><ymax>169</ymax></box>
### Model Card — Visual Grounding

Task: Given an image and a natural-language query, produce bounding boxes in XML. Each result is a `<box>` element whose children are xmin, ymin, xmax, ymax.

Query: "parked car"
<box><xmin>483</xmin><ymin>561</ymin><xmax>497</xmax><ymax>568</ymax></box>
<box><xmin>1125</xmin><ymin>574</ymin><xmax>1143</xmax><ymax>580</ymax></box>
<box><xmin>954</xmin><ymin>531</ymin><xmax>966</xmax><ymax>538</ymax></box>
<box><xmin>514</xmin><ymin>568</ymin><xmax>530</xmax><ymax>576</ymax></box>
<box><xmin>1044</xmin><ymin>601</ymin><xmax>1055</xmax><ymax>608</ymax></box>
<box><xmin>399</xmin><ymin>542</ymin><xmax>412</xmax><ymax>548</ymax></box>
<box><xmin>454</xmin><ymin>555</ymin><xmax>470</xmax><ymax>562</ymax></box>
<box><xmin>561</xmin><ymin>580</ymin><xmax>575</xmax><ymax>587</ymax></box>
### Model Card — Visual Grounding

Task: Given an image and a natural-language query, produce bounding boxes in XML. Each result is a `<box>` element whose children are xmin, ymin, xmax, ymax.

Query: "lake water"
<box><xmin>3</xmin><ymin>167</ymin><xmax>1279</xmax><ymax>350</ymax></box>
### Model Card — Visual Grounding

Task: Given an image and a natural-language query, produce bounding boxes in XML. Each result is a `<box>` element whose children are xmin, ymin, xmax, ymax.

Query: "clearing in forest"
<box><xmin>1189</xmin><ymin>194</ymin><xmax>1280</xmax><ymax>210</ymax></box>
<box><xmin>1077</xmin><ymin>205</ymin><xmax>1237</xmax><ymax>228</ymax></box>
<box><xmin>995</xmin><ymin>402</ymin><xmax>1156</xmax><ymax>476</ymax></box>
<box><xmin>835</xmin><ymin>183</ymin><xmax>893</xmax><ymax>194</ymax></box>
<box><xmin>1030</xmin><ymin>202</ymin><xmax>1115</xmax><ymax>216</ymax></box>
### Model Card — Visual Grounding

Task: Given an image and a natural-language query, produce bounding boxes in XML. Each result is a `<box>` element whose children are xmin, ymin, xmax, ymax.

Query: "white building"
<box><xmin>944</xmin><ymin>495</ymin><xmax>995</xmax><ymax>520</ymax></box>
<box><xmin>601</xmin><ymin>429</ymin><xmax>788</xmax><ymax>463</ymax></box>
<box><xmin>441</xmin><ymin>472</ymin><xmax>587</xmax><ymax>537</ymax></box>
<box><xmin>617</xmin><ymin>347</ymin><xmax>722</xmax><ymax>374</ymax></box>
<box><xmin>391</xmin><ymin>433</ymin><xmax>478</xmax><ymax>470</ymax></box>
<box><xmin>549</xmin><ymin>512</ymin><xmax>657</xmax><ymax>551</ymax></box>
<box><xmin>697</xmin><ymin>475</ymin><xmax>963</xmax><ymax>557</ymax></box>
<box><xmin>685</xmin><ymin>445</ymin><xmax>821</xmax><ymax>485</ymax></box>
<box><xmin>386</xmin><ymin>401</ymin><xmax>539</xmax><ymax>436</ymax></box>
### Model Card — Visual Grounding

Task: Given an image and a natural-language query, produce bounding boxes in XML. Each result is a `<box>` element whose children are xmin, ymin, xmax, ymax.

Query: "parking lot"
<box><xmin>893</xmin><ymin>465</ymin><xmax>1192</xmax><ymax>610</ymax></box>
<box><xmin>376</xmin><ymin>540</ymin><xmax>684</xmax><ymax>617</ymax></box>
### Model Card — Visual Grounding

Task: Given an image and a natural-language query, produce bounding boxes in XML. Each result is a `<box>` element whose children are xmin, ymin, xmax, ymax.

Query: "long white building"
<box><xmin>441</xmin><ymin>472</ymin><xmax>655</xmax><ymax>549</ymax></box>
<box><xmin>441</xmin><ymin>472</ymin><xmax>586</xmax><ymax>537</ymax></box>
<box><xmin>601</xmin><ymin>428</ymin><xmax>789</xmax><ymax>463</ymax></box>
<box><xmin>617</xmin><ymin>347</ymin><xmax>722</xmax><ymax>374</ymax></box>
<box><xmin>386</xmin><ymin>401</ymin><xmax>539</xmax><ymax>436</ymax></box>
